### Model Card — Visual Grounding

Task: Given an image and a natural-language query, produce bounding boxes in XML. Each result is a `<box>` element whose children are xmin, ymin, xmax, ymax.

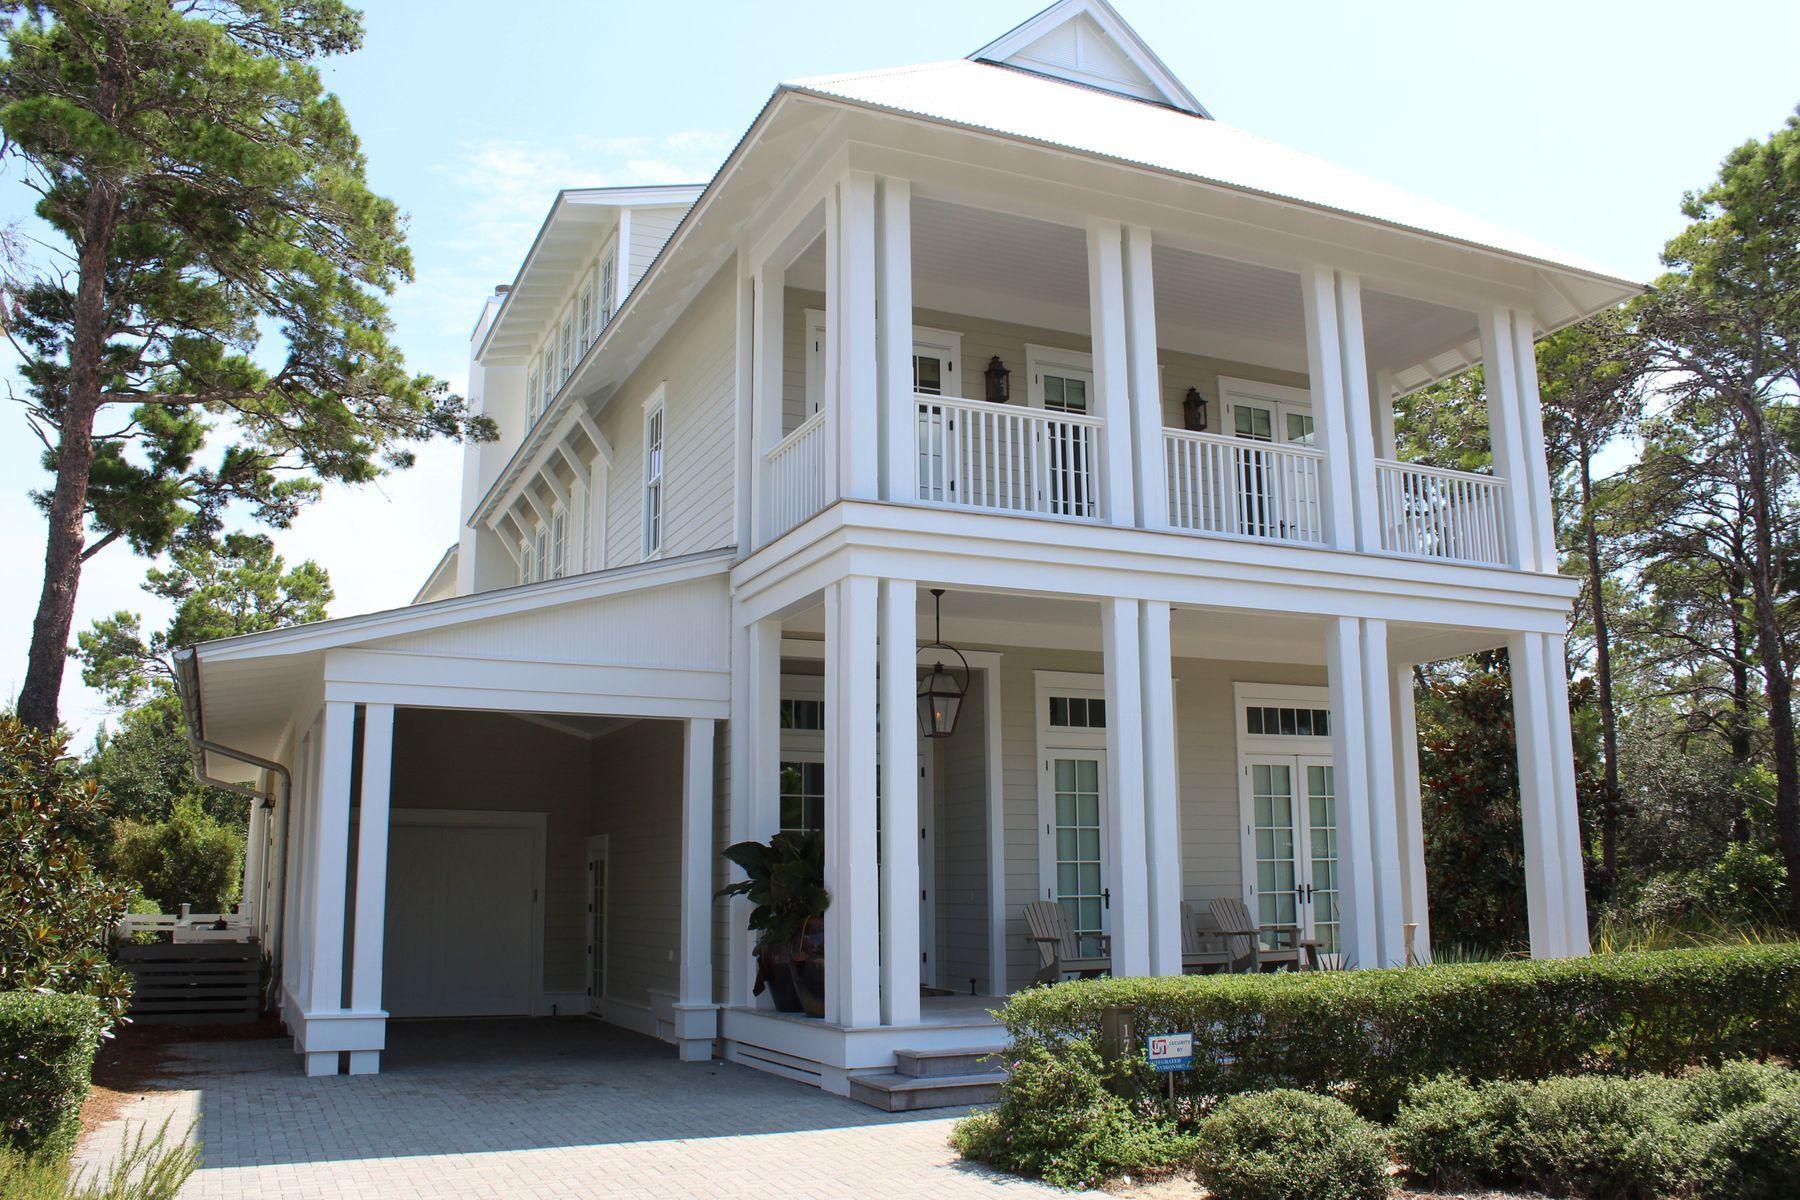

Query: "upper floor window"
<box><xmin>551</xmin><ymin>509</ymin><xmax>568</xmax><ymax>579</ymax></box>
<box><xmin>534</xmin><ymin>525</ymin><xmax>549</xmax><ymax>583</ymax></box>
<box><xmin>517</xmin><ymin>540</ymin><xmax>531</xmax><ymax>586</ymax></box>
<box><xmin>599</xmin><ymin>252</ymin><xmax>617</xmax><ymax>326</ymax></box>
<box><xmin>538</xmin><ymin>345</ymin><xmax>555</xmax><ymax>423</ymax></box>
<box><xmin>526</xmin><ymin>366</ymin><xmax>541</xmax><ymax>427</ymax></box>
<box><xmin>642</xmin><ymin>397</ymin><xmax>665</xmax><ymax>557</ymax></box>
<box><xmin>560</xmin><ymin>311</ymin><xmax>576</xmax><ymax>384</ymax></box>
<box><xmin>780</xmin><ymin>698</ymin><xmax>825</xmax><ymax>731</ymax></box>
<box><xmin>578</xmin><ymin>282</ymin><xmax>594</xmax><ymax>351</ymax></box>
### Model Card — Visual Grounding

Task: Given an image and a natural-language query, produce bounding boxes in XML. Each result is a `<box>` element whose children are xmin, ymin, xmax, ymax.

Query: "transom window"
<box><xmin>1245</xmin><ymin>705</ymin><xmax>1331</xmax><ymax>738</ymax></box>
<box><xmin>780</xmin><ymin>699</ymin><xmax>824</xmax><ymax>731</ymax></box>
<box><xmin>1048</xmin><ymin>694</ymin><xmax>1106</xmax><ymax>730</ymax></box>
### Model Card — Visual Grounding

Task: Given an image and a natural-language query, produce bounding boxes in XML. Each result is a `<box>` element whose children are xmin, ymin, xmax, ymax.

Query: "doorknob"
<box><xmin>1102</xmin><ymin>888</ymin><xmax>1111</xmax><ymax>909</ymax></box>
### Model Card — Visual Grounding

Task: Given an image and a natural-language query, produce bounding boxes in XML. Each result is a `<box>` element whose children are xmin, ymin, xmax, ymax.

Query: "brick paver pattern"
<box><xmin>78</xmin><ymin>1020</ymin><xmax>1055</xmax><ymax>1199</ymax></box>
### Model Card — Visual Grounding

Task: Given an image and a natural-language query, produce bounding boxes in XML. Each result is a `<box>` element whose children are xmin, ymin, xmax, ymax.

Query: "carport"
<box><xmin>174</xmin><ymin>550</ymin><xmax>733</xmax><ymax>1075</ymax></box>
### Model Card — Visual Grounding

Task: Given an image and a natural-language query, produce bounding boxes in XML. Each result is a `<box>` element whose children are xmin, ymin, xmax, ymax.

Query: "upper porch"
<box><xmin>737</xmin><ymin>125</ymin><xmax>1612</xmax><ymax>582</ymax></box>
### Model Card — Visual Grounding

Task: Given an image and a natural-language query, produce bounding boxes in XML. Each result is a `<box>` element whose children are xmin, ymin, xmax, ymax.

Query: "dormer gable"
<box><xmin>970</xmin><ymin>0</ymin><xmax>1209</xmax><ymax>117</ymax></box>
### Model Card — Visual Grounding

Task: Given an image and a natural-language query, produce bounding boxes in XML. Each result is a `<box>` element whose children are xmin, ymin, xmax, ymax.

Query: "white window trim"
<box><xmin>641</xmin><ymin>385</ymin><xmax>667</xmax><ymax>559</ymax></box>
<box><xmin>1218</xmin><ymin>376</ymin><xmax>1313</xmax><ymax>442</ymax></box>
<box><xmin>805</xmin><ymin>309</ymin><xmax>965</xmax><ymax>414</ymax></box>
<box><xmin>1024</xmin><ymin>343</ymin><xmax>1095</xmax><ymax>411</ymax></box>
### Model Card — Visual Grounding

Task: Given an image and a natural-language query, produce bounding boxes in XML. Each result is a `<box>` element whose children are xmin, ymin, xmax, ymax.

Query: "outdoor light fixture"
<box><xmin>916</xmin><ymin>588</ymin><xmax>970</xmax><ymax>739</ymax></box>
<box><xmin>984</xmin><ymin>355</ymin><xmax>1011</xmax><ymax>404</ymax></box>
<box><xmin>1183</xmin><ymin>386</ymin><xmax>1210</xmax><ymax>432</ymax></box>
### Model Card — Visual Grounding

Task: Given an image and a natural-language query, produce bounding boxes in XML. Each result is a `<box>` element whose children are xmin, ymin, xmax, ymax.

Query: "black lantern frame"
<box><xmin>983</xmin><ymin>355</ymin><xmax>1011</xmax><ymax>404</ymax></box>
<box><xmin>1183</xmin><ymin>386</ymin><xmax>1210</xmax><ymax>432</ymax></box>
<box><xmin>916</xmin><ymin>588</ymin><xmax>970</xmax><ymax>739</ymax></box>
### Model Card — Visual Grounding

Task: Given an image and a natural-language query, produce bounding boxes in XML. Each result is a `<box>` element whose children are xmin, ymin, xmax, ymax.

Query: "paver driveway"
<box><xmin>79</xmin><ymin>1019</ymin><xmax>1057</xmax><ymax>1199</ymax></box>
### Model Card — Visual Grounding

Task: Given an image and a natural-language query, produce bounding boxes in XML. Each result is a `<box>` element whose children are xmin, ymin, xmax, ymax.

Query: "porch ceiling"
<box><xmin>784</xmin><ymin>194</ymin><xmax>1485</xmax><ymax>384</ymax></box>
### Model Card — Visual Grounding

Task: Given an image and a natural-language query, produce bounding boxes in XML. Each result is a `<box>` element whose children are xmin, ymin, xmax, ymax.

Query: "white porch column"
<box><xmin>1509</xmin><ymin>631</ymin><xmax>1572</xmax><ymax>958</ymax></box>
<box><xmin>878</xmin><ymin>579</ymin><xmax>921</xmax><ymax>1026</ymax></box>
<box><xmin>1479</xmin><ymin>307</ymin><xmax>1539</xmax><ymax>571</ymax></box>
<box><xmin>1390</xmin><ymin>663</ymin><xmax>1431</xmax><ymax>962</ymax></box>
<box><xmin>1510</xmin><ymin>309</ymin><xmax>1559</xmax><ymax>574</ymax></box>
<box><xmin>346</xmin><ymin>702</ymin><xmax>393</xmax><ymax>1075</ymax></box>
<box><xmin>834</xmin><ymin>172</ymin><xmax>879</xmax><ymax>502</ymax></box>
<box><xmin>1357</xmin><ymin>621</ymin><xmax>1406</xmax><ymax>966</ymax></box>
<box><xmin>1325</xmin><ymin>618</ymin><xmax>1378</xmax><ymax>967</ymax></box>
<box><xmin>1138</xmin><ymin>600</ymin><xmax>1182</xmax><ymax>975</ymax></box>
<box><xmin>1100</xmin><ymin>598</ymin><xmax>1151</xmax><ymax>976</ymax></box>
<box><xmin>279</xmin><ymin>727</ymin><xmax>313</xmax><ymax>1022</ymax></box>
<box><xmin>1372</xmin><ymin>369</ymin><xmax>1398</xmax><ymax>461</ymax></box>
<box><xmin>825</xmin><ymin>577</ymin><xmax>881</xmax><ymax>1026</ymax></box>
<box><xmin>733</xmin><ymin>249</ymin><xmax>755</xmax><ymax>553</ymax></box>
<box><xmin>676</xmin><ymin>717</ymin><xmax>719</xmax><ymax>1060</ymax></box>
<box><xmin>1540</xmin><ymin>634</ymin><xmax>1591</xmax><ymax>955</ymax></box>
<box><xmin>751</xmin><ymin>262</ymin><xmax>786</xmax><ymax>546</ymax></box>
<box><xmin>1334</xmin><ymin>272</ymin><xmax>1382</xmax><ymax>553</ymax></box>
<box><xmin>1087</xmin><ymin>220</ymin><xmax>1135</xmax><ymax>525</ymax></box>
<box><xmin>1300</xmin><ymin>267</ymin><xmax>1356</xmax><ymax>549</ymax></box>
<box><xmin>1122</xmin><ymin>225</ymin><xmax>1166</xmax><ymax>531</ymax></box>
<box><xmin>730</xmin><ymin>617</ymin><xmax>782</xmax><ymax>1007</ymax></box>
<box><xmin>877</xmin><ymin>178</ymin><xmax>916</xmax><ymax>504</ymax></box>
<box><xmin>301</xmin><ymin>701</ymin><xmax>354</xmax><ymax>1076</ymax></box>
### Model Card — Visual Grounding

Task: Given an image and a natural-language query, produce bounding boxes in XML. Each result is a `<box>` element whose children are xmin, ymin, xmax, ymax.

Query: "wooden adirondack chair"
<box><xmin>1209</xmin><ymin>896</ymin><xmax>1318</xmax><ymax>972</ymax></box>
<box><xmin>1024</xmin><ymin>900</ymin><xmax>1111</xmax><ymax>983</ymax></box>
<box><xmin>1179</xmin><ymin>902</ymin><xmax>1230</xmax><ymax>973</ymax></box>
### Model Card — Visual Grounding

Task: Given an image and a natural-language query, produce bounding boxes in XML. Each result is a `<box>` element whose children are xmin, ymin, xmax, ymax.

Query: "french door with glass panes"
<box><xmin>1035</xmin><ymin>364</ymin><xmax>1095</xmax><ymax>518</ymax></box>
<box><xmin>1229</xmin><ymin>390</ymin><xmax>1315</xmax><ymax>539</ymax></box>
<box><xmin>1042</xmin><ymin>749</ymin><xmax>1109</xmax><ymax>958</ymax></box>
<box><xmin>1242</xmin><ymin>754</ymin><xmax>1341</xmax><ymax>965</ymax></box>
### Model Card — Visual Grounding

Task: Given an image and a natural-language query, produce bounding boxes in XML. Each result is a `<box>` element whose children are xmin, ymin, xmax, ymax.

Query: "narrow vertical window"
<box><xmin>520</xmin><ymin>540</ymin><xmax>533</xmax><ymax>585</ymax></box>
<box><xmin>578</xmin><ymin>282</ymin><xmax>594</xmax><ymax>350</ymax></box>
<box><xmin>540</xmin><ymin>345</ymin><xmax>555</xmax><ymax>416</ymax></box>
<box><xmin>551</xmin><ymin>509</ymin><xmax>568</xmax><ymax>578</ymax></box>
<box><xmin>526</xmin><ymin>366</ymin><xmax>541</xmax><ymax>426</ymax></box>
<box><xmin>600</xmin><ymin>253</ymin><xmax>616</xmax><ymax>326</ymax></box>
<box><xmin>560</xmin><ymin>311</ymin><xmax>575</xmax><ymax>383</ymax></box>
<box><xmin>642</xmin><ymin>401</ymin><xmax>664</xmax><ymax>556</ymax></box>
<box><xmin>535</xmin><ymin>525</ymin><xmax>549</xmax><ymax>583</ymax></box>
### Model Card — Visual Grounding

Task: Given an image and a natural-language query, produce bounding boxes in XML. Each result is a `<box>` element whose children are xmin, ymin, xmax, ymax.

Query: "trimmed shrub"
<box><xmin>994</xmin><ymin>944</ymin><xmax>1800</xmax><ymax>1115</ymax></box>
<box><xmin>949</xmin><ymin>1038</ymin><xmax>1193</xmax><ymax>1189</ymax></box>
<box><xmin>0</xmin><ymin>992</ymin><xmax>106</xmax><ymax>1160</ymax></box>
<box><xmin>1393</xmin><ymin>1064</ymin><xmax>1800</xmax><ymax>1199</ymax></box>
<box><xmin>1697</xmin><ymin>1088</ymin><xmax>1800</xmax><ymax>1200</ymax></box>
<box><xmin>1193</xmin><ymin>1090</ymin><xmax>1391</xmax><ymax>1200</ymax></box>
<box><xmin>110</xmin><ymin>797</ymin><xmax>243</xmax><ymax>914</ymax></box>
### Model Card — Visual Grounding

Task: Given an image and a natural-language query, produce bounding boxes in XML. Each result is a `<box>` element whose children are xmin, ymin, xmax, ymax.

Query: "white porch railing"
<box><xmin>116</xmin><ymin>903</ymin><xmax>257</xmax><ymax>944</ymax></box>
<box><xmin>1374</xmin><ymin>459</ymin><xmax>1511</xmax><ymax>566</ymax></box>
<box><xmin>916</xmin><ymin>394</ymin><xmax>1103</xmax><ymax>520</ymax></box>
<box><xmin>1164</xmin><ymin>429</ymin><xmax>1326</xmax><ymax>545</ymax></box>
<box><xmin>763</xmin><ymin>410</ymin><xmax>830</xmax><ymax>543</ymax></box>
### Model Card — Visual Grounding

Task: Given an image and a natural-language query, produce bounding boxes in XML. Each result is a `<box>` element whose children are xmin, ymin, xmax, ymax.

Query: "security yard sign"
<box><xmin>1146</xmin><ymin>1033</ymin><xmax>1193</xmax><ymax>1072</ymax></box>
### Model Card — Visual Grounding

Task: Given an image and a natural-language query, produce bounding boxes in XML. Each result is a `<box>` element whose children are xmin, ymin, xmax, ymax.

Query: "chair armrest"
<box><xmin>1028</xmin><ymin>934</ymin><xmax>1063</xmax><ymax>945</ymax></box>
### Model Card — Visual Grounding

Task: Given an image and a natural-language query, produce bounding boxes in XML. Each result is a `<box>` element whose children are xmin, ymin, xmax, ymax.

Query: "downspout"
<box><xmin>171</xmin><ymin>647</ymin><xmax>293</xmax><ymax>1005</ymax></box>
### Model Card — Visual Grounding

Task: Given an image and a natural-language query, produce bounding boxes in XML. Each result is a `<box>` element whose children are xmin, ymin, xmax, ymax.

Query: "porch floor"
<box><xmin>728</xmin><ymin>992</ymin><xmax>1007</xmax><ymax>1032</ymax></box>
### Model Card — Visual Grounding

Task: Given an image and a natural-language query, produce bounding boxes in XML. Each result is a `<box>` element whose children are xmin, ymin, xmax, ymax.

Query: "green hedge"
<box><xmin>995</xmin><ymin>944</ymin><xmax>1800</xmax><ymax>1115</ymax></box>
<box><xmin>0</xmin><ymin>992</ymin><xmax>105</xmax><ymax>1160</ymax></box>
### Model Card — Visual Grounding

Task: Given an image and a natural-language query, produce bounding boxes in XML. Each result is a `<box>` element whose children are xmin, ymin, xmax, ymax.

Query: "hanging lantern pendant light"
<box><xmin>916</xmin><ymin>588</ymin><xmax>970</xmax><ymax>739</ymax></box>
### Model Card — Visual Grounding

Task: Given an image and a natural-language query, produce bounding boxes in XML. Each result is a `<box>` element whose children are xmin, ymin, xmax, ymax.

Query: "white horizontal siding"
<box><xmin>627</xmin><ymin>206</ymin><xmax>687</xmax><ymax>294</ymax></box>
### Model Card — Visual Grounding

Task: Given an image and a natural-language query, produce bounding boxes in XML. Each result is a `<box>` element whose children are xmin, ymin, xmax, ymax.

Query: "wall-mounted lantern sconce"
<box><xmin>984</xmin><ymin>356</ymin><xmax>1011</xmax><ymax>404</ymax></box>
<box><xmin>1183</xmin><ymin>386</ymin><xmax>1210</xmax><ymax>432</ymax></box>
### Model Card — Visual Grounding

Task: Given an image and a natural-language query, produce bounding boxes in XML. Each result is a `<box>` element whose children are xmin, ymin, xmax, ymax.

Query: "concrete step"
<box><xmin>893</xmin><ymin>1046</ymin><xmax>1007</xmax><ymax>1078</ymax></box>
<box><xmin>848</xmin><ymin>1069</ymin><xmax>1008</xmax><ymax>1112</ymax></box>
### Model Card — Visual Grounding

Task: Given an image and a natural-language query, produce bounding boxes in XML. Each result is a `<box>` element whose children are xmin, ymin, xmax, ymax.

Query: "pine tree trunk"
<box><xmin>1579</xmin><ymin>439</ymin><xmax>1620</xmax><ymax>893</ymax></box>
<box><xmin>1725</xmin><ymin>561</ymin><xmax>1755</xmax><ymax>843</ymax></box>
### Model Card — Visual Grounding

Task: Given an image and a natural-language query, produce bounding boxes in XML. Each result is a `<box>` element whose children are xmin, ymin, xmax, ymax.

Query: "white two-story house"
<box><xmin>174</xmin><ymin>0</ymin><xmax>1643</xmax><ymax>1098</ymax></box>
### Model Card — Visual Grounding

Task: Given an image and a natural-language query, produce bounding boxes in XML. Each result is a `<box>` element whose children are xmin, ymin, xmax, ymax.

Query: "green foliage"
<box><xmin>949</xmin><ymin>1038</ymin><xmax>1194</xmax><ymax>1189</ymax></box>
<box><xmin>717</xmin><ymin>831</ymin><xmax>828</xmax><ymax>999</ymax></box>
<box><xmin>110</xmin><ymin>797</ymin><xmax>243</xmax><ymax>913</ymax></box>
<box><xmin>1192</xmin><ymin>1090</ymin><xmax>1391</xmax><ymax>1200</ymax></box>
<box><xmin>83</xmin><ymin>692</ymin><xmax>242</xmax><ymax>827</ymax></box>
<box><xmin>0</xmin><ymin>718</ymin><xmax>130</xmax><ymax>1023</ymax></box>
<box><xmin>1391</xmin><ymin>1063</ymin><xmax>1800</xmax><ymax>1200</ymax></box>
<box><xmin>0</xmin><ymin>992</ymin><xmax>104</xmax><ymax>1161</ymax></box>
<box><xmin>78</xmin><ymin>534</ymin><xmax>332</xmax><ymax>709</ymax></box>
<box><xmin>0</xmin><ymin>1120</ymin><xmax>196</xmax><ymax>1199</ymax></box>
<box><xmin>1696</xmin><ymin>1086</ymin><xmax>1800</xmax><ymax>1200</ymax></box>
<box><xmin>1393</xmin><ymin>367</ymin><xmax>1490</xmax><ymax>473</ymax></box>
<box><xmin>1626</xmin><ymin>841</ymin><xmax>1791</xmax><ymax>930</ymax></box>
<box><xmin>990</xmin><ymin>946</ymin><xmax>1800</xmax><ymax>1119</ymax></box>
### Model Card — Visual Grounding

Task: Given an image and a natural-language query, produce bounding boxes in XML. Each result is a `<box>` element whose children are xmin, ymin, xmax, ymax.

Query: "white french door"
<box><xmin>586</xmin><ymin>838</ymin><xmax>610</xmax><ymax>1013</ymax></box>
<box><xmin>1228</xmin><ymin>388</ymin><xmax>1315</xmax><ymax>539</ymax></box>
<box><xmin>1035</xmin><ymin>365</ymin><xmax>1095</xmax><ymax>518</ymax></box>
<box><xmin>1243</xmin><ymin>753</ymin><xmax>1341</xmax><ymax>963</ymax></box>
<box><xmin>1042</xmin><ymin>749</ymin><xmax>1109</xmax><ymax>957</ymax></box>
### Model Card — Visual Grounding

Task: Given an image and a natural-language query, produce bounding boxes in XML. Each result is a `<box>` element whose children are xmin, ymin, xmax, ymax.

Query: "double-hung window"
<box><xmin>551</xmin><ymin>509</ymin><xmax>568</xmax><ymax>578</ymax></box>
<box><xmin>642</xmin><ymin>398</ymin><xmax>665</xmax><ymax>557</ymax></box>
<box><xmin>560</xmin><ymin>311</ymin><xmax>575</xmax><ymax>384</ymax></box>
<box><xmin>599</xmin><ymin>252</ymin><xmax>617</xmax><ymax>327</ymax></box>
<box><xmin>534</xmin><ymin>525</ymin><xmax>550</xmax><ymax>583</ymax></box>
<box><xmin>519</xmin><ymin>539</ymin><xmax>533</xmax><ymax>585</ymax></box>
<box><xmin>526</xmin><ymin>366</ymin><xmax>541</xmax><ymax>427</ymax></box>
<box><xmin>539</xmin><ymin>345</ymin><xmax>555</xmax><ymax>422</ymax></box>
<box><xmin>578</xmin><ymin>282</ymin><xmax>594</xmax><ymax>352</ymax></box>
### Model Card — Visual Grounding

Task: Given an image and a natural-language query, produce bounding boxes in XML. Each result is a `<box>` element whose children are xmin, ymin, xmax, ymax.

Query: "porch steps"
<box><xmin>848</xmin><ymin>1046</ymin><xmax>1008</xmax><ymax>1112</ymax></box>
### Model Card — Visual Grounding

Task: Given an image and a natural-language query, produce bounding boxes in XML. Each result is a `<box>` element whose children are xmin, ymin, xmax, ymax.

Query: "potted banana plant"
<box><xmin>718</xmin><ymin>830</ymin><xmax>829</xmax><ymax>1016</ymax></box>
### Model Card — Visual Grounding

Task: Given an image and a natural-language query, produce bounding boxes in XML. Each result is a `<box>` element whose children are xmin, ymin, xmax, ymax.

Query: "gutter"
<box><xmin>171</xmin><ymin>645</ymin><xmax>292</xmax><ymax>997</ymax></box>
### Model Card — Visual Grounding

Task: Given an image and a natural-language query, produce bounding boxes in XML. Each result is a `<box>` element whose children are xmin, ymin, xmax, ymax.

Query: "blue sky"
<box><xmin>4</xmin><ymin>0</ymin><xmax>1797</xmax><ymax>744</ymax></box>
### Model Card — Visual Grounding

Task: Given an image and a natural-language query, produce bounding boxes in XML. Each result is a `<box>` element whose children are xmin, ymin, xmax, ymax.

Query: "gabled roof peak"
<box><xmin>970</xmin><ymin>0</ymin><xmax>1208</xmax><ymax>118</ymax></box>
